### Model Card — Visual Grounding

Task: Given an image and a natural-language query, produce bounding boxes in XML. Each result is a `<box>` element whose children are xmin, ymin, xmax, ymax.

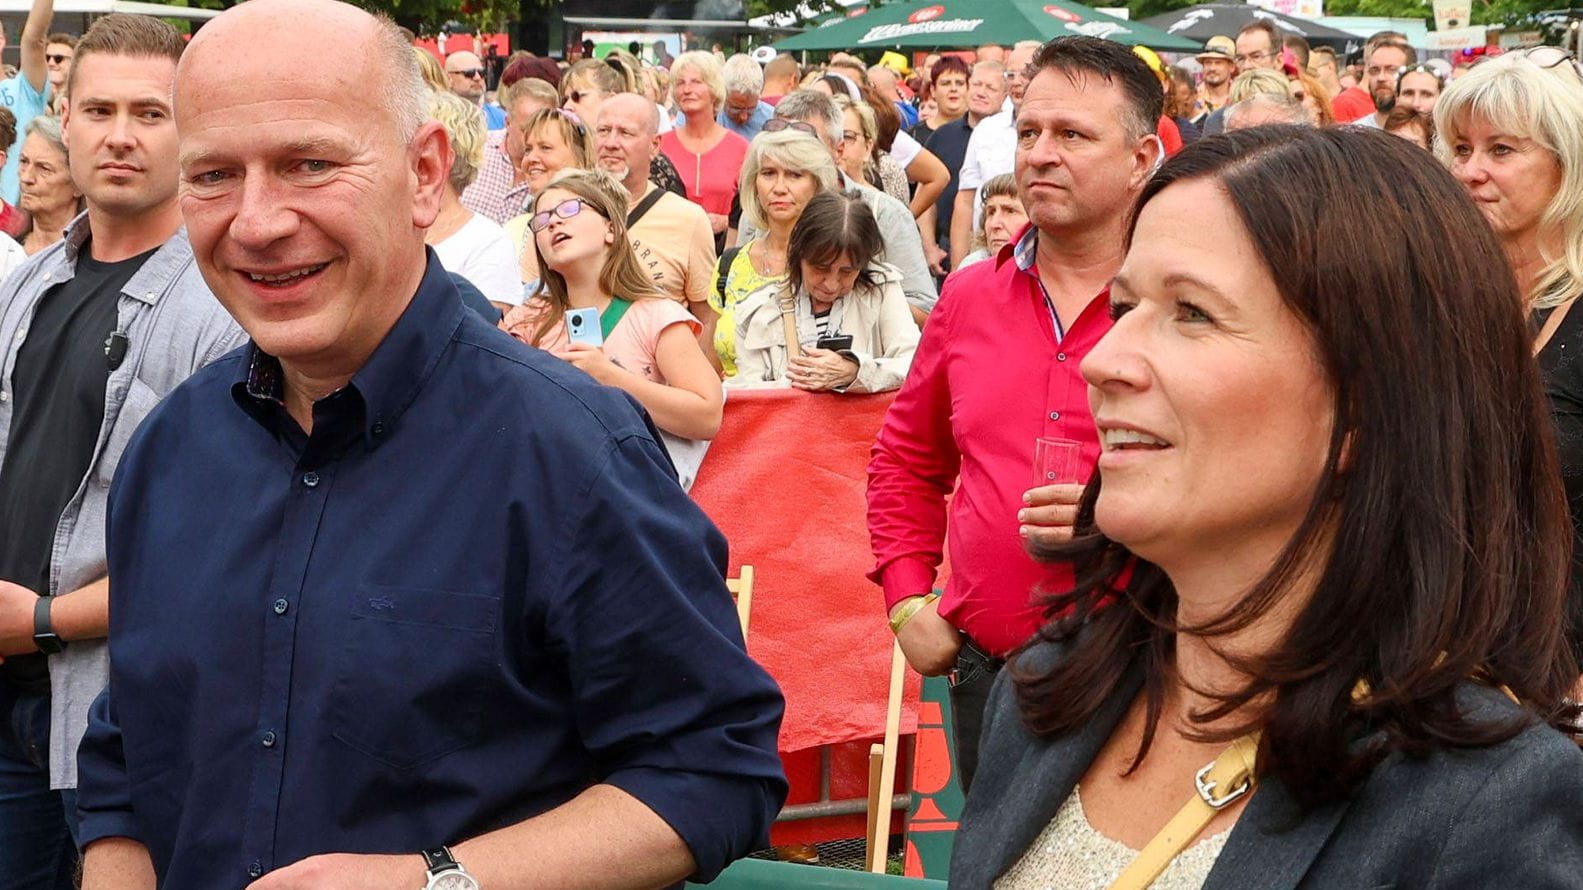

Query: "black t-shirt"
<box><xmin>924</xmin><ymin>116</ymin><xmax>975</xmax><ymax>243</ymax></box>
<box><xmin>1537</xmin><ymin>301</ymin><xmax>1583</xmax><ymax>652</ymax></box>
<box><xmin>0</xmin><ymin>243</ymin><xmax>157</xmax><ymax>690</ymax></box>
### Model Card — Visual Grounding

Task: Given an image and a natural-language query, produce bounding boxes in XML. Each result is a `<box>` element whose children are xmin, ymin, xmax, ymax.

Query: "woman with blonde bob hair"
<box><xmin>1436</xmin><ymin>48</ymin><xmax>1583</xmax><ymax>653</ymax></box>
<box><xmin>501</xmin><ymin>168</ymin><xmax>723</xmax><ymax>447</ymax></box>
<box><xmin>423</xmin><ymin>90</ymin><xmax>522</xmax><ymax>312</ymax></box>
<box><xmin>710</xmin><ymin>128</ymin><xmax>838</xmax><ymax>376</ymax></box>
<box><xmin>729</xmin><ymin>190</ymin><xmax>920</xmax><ymax>393</ymax></box>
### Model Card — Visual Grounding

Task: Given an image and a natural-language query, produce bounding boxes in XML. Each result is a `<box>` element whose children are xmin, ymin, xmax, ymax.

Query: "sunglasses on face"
<box><xmin>566</xmin><ymin>89</ymin><xmax>599</xmax><ymax>105</ymax></box>
<box><xmin>530</xmin><ymin>197</ymin><xmax>600</xmax><ymax>233</ymax></box>
<box><xmin>761</xmin><ymin>118</ymin><xmax>817</xmax><ymax>136</ymax></box>
<box><xmin>449</xmin><ymin>68</ymin><xmax>485</xmax><ymax>79</ymax></box>
<box><xmin>45</xmin><ymin>54</ymin><xmax>68</xmax><ymax>64</ymax></box>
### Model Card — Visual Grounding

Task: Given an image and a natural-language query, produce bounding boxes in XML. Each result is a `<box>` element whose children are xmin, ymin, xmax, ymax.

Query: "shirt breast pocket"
<box><xmin>329</xmin><ymin>584</ymin><xmax>500</xmax><ymax>769</ymax></box>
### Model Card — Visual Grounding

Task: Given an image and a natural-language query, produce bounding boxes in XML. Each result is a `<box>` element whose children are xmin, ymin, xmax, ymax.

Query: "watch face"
<box><xmin>429</xmin><ymin>873</ymin><xmax>479</xmax><ymax>890</ymax></box>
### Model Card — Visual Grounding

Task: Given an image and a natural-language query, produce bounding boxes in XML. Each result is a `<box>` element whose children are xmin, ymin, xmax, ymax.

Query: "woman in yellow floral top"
<box><xmin>711</xmin><ymin>127</ymin><xmax>837</xmax><ymax>376</ymax></box>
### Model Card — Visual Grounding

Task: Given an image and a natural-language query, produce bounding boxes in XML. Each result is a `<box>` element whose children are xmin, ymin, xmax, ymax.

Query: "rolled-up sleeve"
<box><xmin>75</xmin><ymin>687</ymin><xmax>143</xmax><ymax>849</ymax></box>
<box><xmin>543</xmin><ymin>430</ymin><xmax>787</xmax><ymax>881</ymax></box>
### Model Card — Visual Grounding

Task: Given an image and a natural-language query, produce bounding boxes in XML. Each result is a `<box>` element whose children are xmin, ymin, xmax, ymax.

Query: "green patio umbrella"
<box><xmin>773</xmin><ymin>0</ymin><xmax>1202</xmax><ymax>52</ymax></box>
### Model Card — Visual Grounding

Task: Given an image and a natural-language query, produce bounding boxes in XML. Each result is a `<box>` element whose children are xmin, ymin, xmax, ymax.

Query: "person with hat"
<box><xmin>1196</xmin><ymin>35</ymin><xmax>1237</xmax><ymax>125</ymax></box>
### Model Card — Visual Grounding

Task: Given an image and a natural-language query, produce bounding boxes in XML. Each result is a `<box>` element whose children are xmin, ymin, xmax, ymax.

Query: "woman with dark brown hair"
<box><xmin>951</xmin><ymin>126</ymin><xmax>1583</xmax><ymax>888</ymax></box>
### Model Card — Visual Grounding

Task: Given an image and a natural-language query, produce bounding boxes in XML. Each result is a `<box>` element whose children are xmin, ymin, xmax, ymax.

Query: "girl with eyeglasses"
<box><xmin>500</xmin><ymin>168</ymin><xmax>723</xmax><ymax>451</ymax></box>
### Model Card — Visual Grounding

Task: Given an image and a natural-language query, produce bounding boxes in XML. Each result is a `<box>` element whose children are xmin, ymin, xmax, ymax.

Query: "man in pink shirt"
<box><xmin>867</xmin><ymin>37</ymin><xmax>1166</xmax><ymax>789</ymax></box>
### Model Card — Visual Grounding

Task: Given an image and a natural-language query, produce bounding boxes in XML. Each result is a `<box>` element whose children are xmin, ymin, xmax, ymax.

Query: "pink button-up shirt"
<box><xmin>867</xmin><ymin>226</ymin><xmax>1112</xmax><ymax>657</ymax></box>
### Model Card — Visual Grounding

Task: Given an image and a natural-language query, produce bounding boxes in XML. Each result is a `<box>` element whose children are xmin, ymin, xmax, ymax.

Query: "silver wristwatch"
<box><xmin>420</xmin><ymin>846</ymin><xmax>479</xmax><ymax>890</ymax></box>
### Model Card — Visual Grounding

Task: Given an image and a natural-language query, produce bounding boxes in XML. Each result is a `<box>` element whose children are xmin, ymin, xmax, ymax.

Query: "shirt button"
<box><xmin>261</xmin><ymin>730</ymin><xmax>276</xmax><ymax>748</ymax></box>
<box><xmin>371</xmin><ymin>421</ymin><xmax>386</xmax><ymax>437</ymax></box>
<box><xmin>301</xmin><ymin>471</ymin><xmax>319</xmax><ymax>488</ymax></box>
<box><xmin>1056</xmin><ymin>352</ymin><xmax>1067</xmax><ymax>362</ymax></box>
<box><xmin>248</xmin><ymin>861</ymin><xmax>263</xmax><ymax>878</ymax></box>
<box><xmin>0</xmin><ymin>391</ymin><xmax>7</xmax><ymax>402</ymax></box>
<box><xmin>272</xmin><ymin>598</ymin><xmax>289</xmax><ymax>615</ymax></box>
<box><xmin>1049</xmin><ymin>411</ymin><xmax>1060</xmax><ymax>421</ymax></box>
<box><xmin>13</xmin><ymin>329</ymin><xmax>24</xmax><ymax>342</ymax></box>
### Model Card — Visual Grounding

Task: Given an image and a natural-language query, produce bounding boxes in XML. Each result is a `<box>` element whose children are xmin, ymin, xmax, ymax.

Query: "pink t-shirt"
<box><xmin>500</xmin><ymin>297</ymin><xmax>702</xmax><ymax>384</ymax></box>
<box><xmin>659</xmin><ymin>128</ymin><xmax>750</xmax><ymax>218</ymax></box>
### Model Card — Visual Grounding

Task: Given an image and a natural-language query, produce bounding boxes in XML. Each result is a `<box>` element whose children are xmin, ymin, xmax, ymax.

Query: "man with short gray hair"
<box><xmin>444</xmin><ymin>48</ymin><xmax>506</xmax><ymax>130</ymax></box>
<box><xmin>719</xmin><ymin>53</ymin><xmax>772</xmax><ymax>140</ymax></box>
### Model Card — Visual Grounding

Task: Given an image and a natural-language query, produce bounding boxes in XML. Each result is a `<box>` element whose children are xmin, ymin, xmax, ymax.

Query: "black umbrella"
<box><xmin>1139</xmin><ymin>4</ymin><xmax>1362</xmax><ymax>54</ymax></box>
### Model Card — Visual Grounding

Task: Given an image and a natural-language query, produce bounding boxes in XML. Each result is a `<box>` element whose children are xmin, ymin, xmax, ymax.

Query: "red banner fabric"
<box><xmin>691</xmin><ymin>388</ymin><xmax>921</xmax><ymax>754</ymax></box>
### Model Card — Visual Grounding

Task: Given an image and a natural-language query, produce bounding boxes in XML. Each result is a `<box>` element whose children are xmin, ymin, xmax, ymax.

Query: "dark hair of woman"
<box><xmin>862</xmin><ymin>84</ymin><xmax>901</xmax><ymax>155</ymax></box>
<box><xmin>1014</xmin><ymin>125</ymin><xmax>1580</xmax><ymax>809</ymax></box>
<box><xmin>785</xmin><ymin>190</ymin><xmax>884</xmax><ymax>296</ymax></box>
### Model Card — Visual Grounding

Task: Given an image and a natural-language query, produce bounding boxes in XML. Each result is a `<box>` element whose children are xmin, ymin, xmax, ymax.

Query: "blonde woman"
<box><xmin>729</xmin><ymin>190</ymin><xmax>919</xmax><ymax>393</ymax></box>
<box><xmin>662</xmin><ymin>51</ymin><xmax>750</xmax><ymax>238</ymax></box>
<box><xmin>422</xmin><ymin>91</ymin><xmax>522</xmax><ymax>313</ymax></box>
<box><xmin>1437</xmin><ymin>49</ymin><xmax>1583</xmax><ymax>652</ymax></box>
<box><xmin>501</xmin><ymin>168</ymin><xmax>722</xmax><ymax>445</ymax></box>
<box><xmin>502</xmin><ymin>107</ymin><xmax>596</xmax><ymax>280</ymax></box>
<box><xmin>711</xmin><ymin>128</ymin><xmax>838</xmax><ymax>376</ymax></box>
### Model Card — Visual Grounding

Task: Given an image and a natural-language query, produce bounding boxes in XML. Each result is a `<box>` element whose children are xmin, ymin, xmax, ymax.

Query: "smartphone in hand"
<box><xmin>566</xmin><ymin>307</ymin><xmax>603</xmax><ymax>347</ymax></box>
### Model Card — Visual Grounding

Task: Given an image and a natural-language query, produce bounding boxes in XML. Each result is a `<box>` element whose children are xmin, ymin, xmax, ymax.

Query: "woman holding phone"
<box><xmin>500</xmin><ymin>168</ymin><xmax>722</xmax><ymax>443</ymax></box>
<box><xmin>728</xmin><ymin>190</ymin><xmax>919</xmax><ymax>393</ymax></box>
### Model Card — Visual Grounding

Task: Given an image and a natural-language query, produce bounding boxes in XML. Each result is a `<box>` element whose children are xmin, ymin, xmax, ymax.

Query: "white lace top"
<box><xmin>994</xmin><ymin>785</ymin><xmax>1229</xmax><ymax>890</ymax></box>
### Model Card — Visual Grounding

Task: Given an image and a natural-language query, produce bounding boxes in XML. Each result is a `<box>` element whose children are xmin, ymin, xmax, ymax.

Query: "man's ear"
<box><xmin>410</xmin><ymin>120</ymin><xmax>451</xmax><ymax>230</ymax></box>
<box><xmin>1130</xmin><ymin>133</ymin><xmax>1164</xmax><ymax>190</ymax></box>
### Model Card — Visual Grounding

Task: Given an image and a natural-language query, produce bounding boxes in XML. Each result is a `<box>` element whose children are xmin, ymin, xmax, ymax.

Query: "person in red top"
<box><xmin>867</xmin><ymin>36</ymin><xmax>1166</xmax><ymax>790</ymax></box>
<box><xmin>662</xmin><ymin>50</ymin><xmax>750</xmax><ymax>246</ymax></box>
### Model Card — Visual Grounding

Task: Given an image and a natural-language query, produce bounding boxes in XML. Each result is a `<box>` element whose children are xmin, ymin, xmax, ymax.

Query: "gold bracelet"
<box><xmin>889</xmin><ymin>593</ymin><xmax>940</xmax><ymax>635</ymax></box>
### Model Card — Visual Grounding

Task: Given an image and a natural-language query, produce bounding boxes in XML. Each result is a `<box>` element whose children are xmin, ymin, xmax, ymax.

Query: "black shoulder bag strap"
<box><xmin>715</xmin><ymin>246</ymin><xmax>742</xmax><ymax>297</ymax></box>
<box><xmin>626</xmin><ymin>185</ymin><xmax>668</xmax><ymax>228</ymax></box>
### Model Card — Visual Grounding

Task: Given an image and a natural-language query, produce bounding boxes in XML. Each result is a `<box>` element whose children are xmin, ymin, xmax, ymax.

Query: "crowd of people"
<box><xmin>4</xmin><ymin>0</ymin><xmax>1583</xmax><ymax>887</ymax></box>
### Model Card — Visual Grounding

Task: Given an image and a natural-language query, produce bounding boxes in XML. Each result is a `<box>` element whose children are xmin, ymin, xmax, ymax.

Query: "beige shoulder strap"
<box><xmin>1107</xmin><ymin>732</ymin><xmax>1259</xmax><ymax>890</ymax></box>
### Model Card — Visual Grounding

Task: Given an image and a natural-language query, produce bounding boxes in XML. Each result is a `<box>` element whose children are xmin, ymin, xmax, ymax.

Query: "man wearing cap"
<box><xmin>1196</xmin><ymin>35</ymin><xmax>1236</xmax><ymax>124</ymax></box>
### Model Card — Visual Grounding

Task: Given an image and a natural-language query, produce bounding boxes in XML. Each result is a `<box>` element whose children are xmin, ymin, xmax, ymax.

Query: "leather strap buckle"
<box><xmin>1194</xmin><ymin>760</ymin><xmax>1251</xmax><ymax>809</ymax></box>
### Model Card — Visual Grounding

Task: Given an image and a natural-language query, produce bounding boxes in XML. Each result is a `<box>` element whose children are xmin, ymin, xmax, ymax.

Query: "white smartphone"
<box><xmin>566</xmin><ymin>307</ymin><xmax>603</xmax><ymax>347</ymax></box>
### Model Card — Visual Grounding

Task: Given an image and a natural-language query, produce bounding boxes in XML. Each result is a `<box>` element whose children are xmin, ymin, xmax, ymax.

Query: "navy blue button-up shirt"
<box><xmin>76</xmin><ymin>255</ymin><xmax>787</xmax><ymax>888</ymax></box>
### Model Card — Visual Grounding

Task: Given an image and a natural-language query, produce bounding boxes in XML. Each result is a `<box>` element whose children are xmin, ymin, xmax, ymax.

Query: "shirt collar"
<box><xmin>57</xmin><ymin>214</ymin><xmax>198</xmax><ymax>307</ymax></box>
<box><xmin>232</xmin><ymin>249</ymin><xmax>466</xmax><ymax>453</ymax></box>
<box><xmin>1007</xmin><ymin>223</ymin><xmax>1038</xmax><ymax>274</ymax></box>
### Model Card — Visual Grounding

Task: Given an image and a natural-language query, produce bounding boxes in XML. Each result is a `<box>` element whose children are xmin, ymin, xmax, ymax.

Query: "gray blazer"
<box><xmin>951</xmin><ymin>641</ymin><xmax>1583</xmax><ymax>888</ymax></box>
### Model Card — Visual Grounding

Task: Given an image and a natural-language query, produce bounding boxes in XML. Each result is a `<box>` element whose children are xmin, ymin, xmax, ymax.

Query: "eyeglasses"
<box><xmin>449</xmin><ymin>68</ymin><xmax>485</xmax><ymax>79</ymax></box>
<box><xmin>1234</xmin><ymin>50</ymin><xmax>1271</xmax><ymax>66</ymax></box>
<box><xmin>1523</xmin><ymin>46</ymin><xmax>1583</xmax><ymax>82</ymax></box>
<box><xmin>45</xmin><ymin>54</ymin><xmax>68</xmax><ymax>64</ymax></box>
<box><xmin>762</xmin><ymin>118</ymin><xmax>818</xmax><ymax>136</ymax></box>
<box><xmin>529</xmin><ymin>197</ymin><xmax>600</xmax><ymax>233</ymax></box>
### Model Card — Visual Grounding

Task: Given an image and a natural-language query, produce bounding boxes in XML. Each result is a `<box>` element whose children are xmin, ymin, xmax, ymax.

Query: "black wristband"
<box><xmin>33</xmin><ymin>595</ymin><xmax>65</xmax><ymax>654</ymax></box>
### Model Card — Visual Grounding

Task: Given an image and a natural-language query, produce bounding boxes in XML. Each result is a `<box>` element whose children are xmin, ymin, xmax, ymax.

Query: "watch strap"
<box><xmin>33</xmin><ymin>595</ymin><xmax>64</xmax><ymax>654</ymax></box>
<box><xmin>421</xmin><ymin>846</ymin><xmax>460</xmax><ymax>873</ymax></box>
